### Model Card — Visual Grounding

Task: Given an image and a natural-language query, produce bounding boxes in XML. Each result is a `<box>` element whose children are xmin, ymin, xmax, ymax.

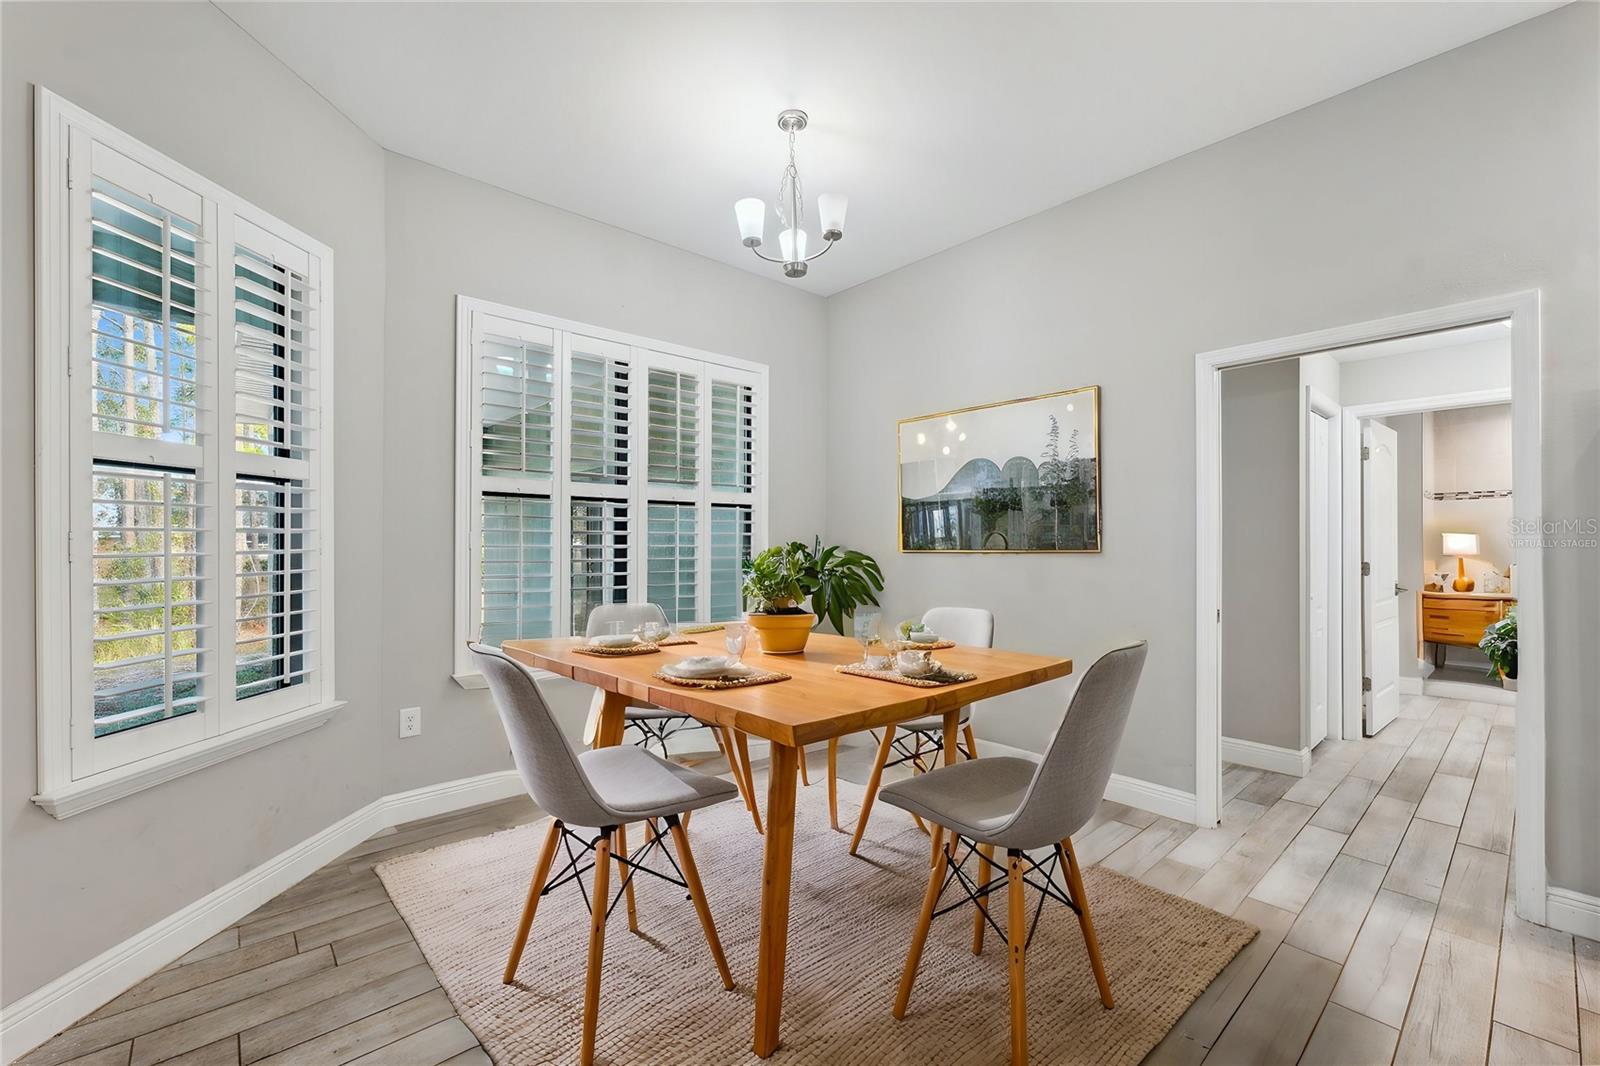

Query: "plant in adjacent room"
<box><xmin>1479</xmin><ymin>607</ymin><xmax>1517</xmax><ymax>685</ymax></box>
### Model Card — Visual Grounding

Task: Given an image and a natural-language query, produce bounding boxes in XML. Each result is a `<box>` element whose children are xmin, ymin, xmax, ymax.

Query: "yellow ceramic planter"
<box><xmin>746</xmin><ymin>612</ymin><xmax>816</xmax><ymax>654</ymax></box>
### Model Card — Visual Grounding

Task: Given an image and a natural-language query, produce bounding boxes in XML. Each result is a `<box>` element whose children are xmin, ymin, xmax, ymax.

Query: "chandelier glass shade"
<box><xmin>734</xmin><ymin>109</ymin><xmax>846</xmax><ymax>279</ymax></box>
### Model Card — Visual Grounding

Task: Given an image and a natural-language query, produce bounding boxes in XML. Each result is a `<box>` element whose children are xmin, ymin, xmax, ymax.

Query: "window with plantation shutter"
<box><xmin>709</xmin><ymin>504</ymin><xmax>753</xmax><ymax>622</ymax></box>
<box><xmin>647</xmin><ymin>502</ymin><xmax>698</xmax><ymax>624</ymax></box>
<box><xmin>569</xmin><ymin>339</ymin><xmax>630</xmax><ymax>485</ymax></box>
<box><xmin>647</xmin><ymin>366</ymin><xmax>699</xmax><ymax>486</ymax></box>
<box><xmin>710</xmin><ymin>380</ymin><xmax>755</xmax><ymax>493</ymax></box>
<box><xmin>454</xmin><ymin>298</ymin><xmax>767</xmax><ymax>681</ymax></box>
<box><xmin>36</xmin><ymin>92</ymin><xmax>337</xmax><ymax>811</ymax></box>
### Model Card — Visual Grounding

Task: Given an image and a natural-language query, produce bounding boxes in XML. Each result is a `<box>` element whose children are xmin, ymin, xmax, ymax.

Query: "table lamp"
<box><xmin>1442</xmin><ymin>532</ymin><xmax>1480</xmax><ymax>592</ymax></box>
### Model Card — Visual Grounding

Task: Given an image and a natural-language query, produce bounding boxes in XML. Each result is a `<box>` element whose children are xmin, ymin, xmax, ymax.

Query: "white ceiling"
<box><xmin>218</xmin><ymin>2</ymin><xmax>1562</xmax><ymax>296</ymax></box>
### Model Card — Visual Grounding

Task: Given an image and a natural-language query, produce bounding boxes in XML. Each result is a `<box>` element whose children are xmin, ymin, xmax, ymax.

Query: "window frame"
<box><xmin>33</xmin><ymin>89</ymin><xmax>340</xmax><ymax>818</ymax></box>
<box><xmin>452</xmin><ymin>295</ymin><xmax>769</xmax><ymax>686</ymax></box>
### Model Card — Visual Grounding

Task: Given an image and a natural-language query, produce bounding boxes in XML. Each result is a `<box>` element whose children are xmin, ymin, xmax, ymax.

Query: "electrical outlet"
<box><xmin>399</xmin><ymin>706</ymin><xmax>422</xmax><ymax>738</ymax></box>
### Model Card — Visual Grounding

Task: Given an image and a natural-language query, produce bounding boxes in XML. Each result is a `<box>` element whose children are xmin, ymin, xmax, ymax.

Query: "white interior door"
<box><xmin>1307</xmin><ymin>412</ymin><xmax>1331</xmax><ymax>748</ymax></box>
<box><xmin>1362</xmin><ymin>421</ymin><xmax>1401</xmax><ymax>736</ymax></box>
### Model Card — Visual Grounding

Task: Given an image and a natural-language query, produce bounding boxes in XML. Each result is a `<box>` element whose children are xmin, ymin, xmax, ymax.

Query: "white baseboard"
<box><xmin>1421</xmin><ymin>677</ymin><xmax>1516</xmax><ymax>705</ymax></box>
<box><xmin>0</xmin><ymin>769</ymin><xmax>522</xmax><ymax>1065</ymax></box>
<box><xmin>1221</xmin><ymin>736</ymin><xmax>1312</xmax><ymax>778</ymax></box>
<box><xmin>1398</xmin><ymin>676</ymin><xmax>1424</xmax><ymax>695</ymax></box>
<box><xmin>1545</xmin><ymin>887</ymin><xmax>1600</xmax><ymax>940</ymax></box>
<box><xmin>1103</xmin><ymin>773</ymin><xmax>1199</xmax><ymax>824</ymax></box>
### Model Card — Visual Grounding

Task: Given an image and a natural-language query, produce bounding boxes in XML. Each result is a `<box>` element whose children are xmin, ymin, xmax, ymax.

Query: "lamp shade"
<box><xmin>779</xmin><ymin>226</ymin><xmax>808</xmax><ymax>263</ymax></box>
<box><xmin>1442</xmin><ymin>532</ymin><xmax>1480</xmax><ymax>557</ymax></box>
<box><xmin>817</xmin><ymin>193</ymin><xmax>848</xmax><ymax>239</ymax></box>
<box><xmin>735</xmin><ymin>198</ymin><xmax>766</xmax><ymax>246</ymax></box>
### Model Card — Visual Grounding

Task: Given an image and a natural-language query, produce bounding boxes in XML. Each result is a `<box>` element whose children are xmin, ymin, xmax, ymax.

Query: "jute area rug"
<box><xmin>376</xmin><ymin>781</ymin><xmax>1255</xmax><ymax>1065</ymax></box>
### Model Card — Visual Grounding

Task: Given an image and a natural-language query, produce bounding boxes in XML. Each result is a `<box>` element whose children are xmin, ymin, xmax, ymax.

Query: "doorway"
<box><xmin>1194</xmin><ymin>291</ymin><xmax>1548</xmax><ymax>926</ymax></box>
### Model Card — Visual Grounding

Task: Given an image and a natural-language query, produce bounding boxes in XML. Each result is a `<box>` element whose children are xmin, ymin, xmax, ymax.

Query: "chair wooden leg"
<box><xmin>503</xmin><ymin>818</ymin><xmax>562</xmax><ymax>984</ymax></box>
<box><xmin>668</xmin><ymin>816</ymin><xmax>736</xmax><ymax>991</ymax></box>
<box><xmin>963</xmin><ymin>723</ymin><xmax>979</xmax><ymax>760</ymax></box>
<box><xmin>827</xmin><ymin>738</ymin><xmax>840</xmax><ymax>831</ymax></box>
<box><xmin>799</xmin><ymin>744</ymin><xmax>811</xmax><ymax>786</ymax></box>
<box><xmin>893</xmin><ymin>825</ymin><xmax>948</xmax><ymax>1019</ymax></box>
<box><xmin>972</xmin><ymin>841</ymin><xmax>994</xmax><ymax>955</ymax></box>
<box><xmin>719</xmin><ymin>727</ymin><xmax>758</xmax><ymax>819</ymax></box>
<box><xmin>1007</xmin><ymin>849</ymin><xmax>1028</xmax><ymax>1066</ymax></box>
<box><xmin>733</xmin><ymin>730</ymin><xmax>764</xmax><ymax>834</ymax></box>
<box><xmin>1062</xmin><ymin>837</ymin><xmax>1113</xmax><ymax>1009</ymax></box>
<box><xmin>850</xmin><ymin>727</ymin><xmax>896</xmax><ymax>856</ymax></box>
<box><xmin>581</xmin><ymin>830</ymin><xmax>613</xmax><ymax>1066</ymax></box>
<box><xmin>616</xmin><ymin>823</ymin><xmax>639</xmax><ymax>933</ymax></box>
<box><xmin>682</xmin><ymin>809</ymin><xmax>692</xmax><ymax>831</ymax></box>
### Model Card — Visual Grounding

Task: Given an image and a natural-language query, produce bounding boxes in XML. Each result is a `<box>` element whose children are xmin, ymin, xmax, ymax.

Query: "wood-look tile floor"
<box><xmin>21</xmin><ymin>698</ymin><xmax>1599</xmax><ymax>1065</ymax></box>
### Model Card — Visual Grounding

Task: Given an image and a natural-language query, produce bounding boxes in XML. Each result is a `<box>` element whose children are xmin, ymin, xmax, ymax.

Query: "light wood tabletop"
<box><xmin>502</xmin><ymin>631</ymin><xmax>1072</xmax><ymax>1058</ymax></box>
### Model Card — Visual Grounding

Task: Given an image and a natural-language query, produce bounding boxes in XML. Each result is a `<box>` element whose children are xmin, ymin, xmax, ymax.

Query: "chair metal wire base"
<box><xmin>626</xmin><ymin>716</ymin><xmax>711</xmax><ymax>759</ymax></box>
<box><xmin>541</xmin><ymin>816</ymin><xmax>692</xmax><ymax>920</ymax></box>
<box><xmin>932</xmin><ymin>837</ymin><xmax>1081</xmax><ymax>950</ymax></box>
<box><xmin>873</xmin><ymin>726</ymin><xmax>975</xmax><ymax>773</ymax></box>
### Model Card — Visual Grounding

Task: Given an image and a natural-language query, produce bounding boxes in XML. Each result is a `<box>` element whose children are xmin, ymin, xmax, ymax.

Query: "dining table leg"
<box><xmin>594</xmin><ymin>690</ymin><xmax>629</xmax><ymax>749</ymax></box>
<box><xmin>754</xmin><ymin>742</ymin><xmax>799</xmax><ymax>1057</ymax></box>
<box><xmin>942</xmin><ymin>709</ymin><xmax>961</xmax><ymax>766</ymax></box>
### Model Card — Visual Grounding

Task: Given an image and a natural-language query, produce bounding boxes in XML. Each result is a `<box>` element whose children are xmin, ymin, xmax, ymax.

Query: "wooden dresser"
<box><xmin>1420</xmin><ymin>591</ymin><xmax>1515</xmax><ymax>667</ymax></box>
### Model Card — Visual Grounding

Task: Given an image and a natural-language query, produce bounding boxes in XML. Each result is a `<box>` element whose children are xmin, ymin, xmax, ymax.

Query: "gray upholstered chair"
<box><xmin>883</xmin><ymin>641</ymin><xmax>1148</xmax><ymax>1066</ymax></box>
<box><xmin>584</xmin><ymin>603</ymin><xmax>764</xmax><ymax>832</ymax></box>
<box><xmin>837</xmin><ymin>606</ymin><xmax>995</xmax><ymax>853</ymax></box>
<box><xmin>471</xmin><ymin>643</ymin><xmax>740</xmax><ymax>1066</ymax></box>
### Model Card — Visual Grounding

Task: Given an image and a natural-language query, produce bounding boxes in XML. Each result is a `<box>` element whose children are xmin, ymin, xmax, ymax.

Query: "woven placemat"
<box><xmin>571</xmin><ymin>642</ymin><xmax>661</xmax><ymax>657</ymax></box>
<box><xmin>892</xmin><ymin>639</ymin><xmax>957</xmax><ymax>650</ymax></box>
<box><xmin>677</xmin><ymin>622</ymin><xmax>726</xmax><ymax>634</ymax></box>
<box><xmin>657</xmin><ymin>636</ymin><xmax>699</xmax><ymax>646</ymax></box>
<box><xmin>836</xmin><ymin>663</ymin><xmax>977</xmax><ymax>687</ymax></box>
<box><xmin>652</xmin><ymin>668</ymin><xmax>791</xmax><ymax>690</ymax></box>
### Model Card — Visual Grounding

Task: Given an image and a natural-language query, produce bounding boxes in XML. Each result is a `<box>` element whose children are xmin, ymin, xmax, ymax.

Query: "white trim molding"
<box><xmin>1397</xmin><ymin>676</ymin><xmax>1424</xmax><ymax>696</ymax></box>
<box><xmin>32</xmin><ymin>701</ymin><xmax>344</xmax><ymax>819</ymax></box>
<box><xmin>1420</xmin><ymin>678</ymin><xmax>1516</xmax><ymax>706</ymax></box>
<box><xmin>0</xmin><ymin>770</ymin><xmax>523</xmax><ymax>1064</ymax></box>
<box><xmin>1195</xmin><ymin>290</ymin><xmax>1547</xmax><ymax>925</ymax></box>
<box><xmin>1220</xmin><ymin>736</ymin><xmax>1313</xmax><ymax>778</ymax></box>
<box><xmin>1102</xmin><ymin>773</ymin><xmax>1199</xmax><ymax>825</ymax></box>
<box><xmin>1545</xmin><ymin>887</ymin><xmax>1600</xmax><ymax>941</ymax></box>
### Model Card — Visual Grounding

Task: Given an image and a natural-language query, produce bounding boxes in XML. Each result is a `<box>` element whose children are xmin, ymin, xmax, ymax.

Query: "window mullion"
<box><xmin>213</xmin><ymin>209</ymin><xmax>239</xmax><ymax>732</ymax></box>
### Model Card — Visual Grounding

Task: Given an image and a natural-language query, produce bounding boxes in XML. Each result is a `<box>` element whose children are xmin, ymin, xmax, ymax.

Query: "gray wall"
<box><xmin>378</xmin><ymin>155</ymin><xmax>831</xmax><ymax>795</ymax></box>
<box><xmin>824</xmin><ymin>4</ymin><xmax>1598</xmax><ymax>894</ymax></box>
<box><xmin>1</xmin><ymin>3</ymin><xmax>390</xmax><ymax>1004</ymax></box>
<box><xmin>1219</xmin><ymin>361</ymin><xmax>1302</xmax><ymax>751</ymax></box>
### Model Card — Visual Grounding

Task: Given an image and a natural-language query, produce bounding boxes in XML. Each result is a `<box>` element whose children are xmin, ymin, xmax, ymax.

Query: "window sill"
<box><xmin>32</xmin><ymin>700</ymin><xmax>346</xmax><ymax>819</ymax></box>
<box><xmin>453</xmin><ymin>667</ymin><xmax>559</xmax><ymax>691</ymax></box>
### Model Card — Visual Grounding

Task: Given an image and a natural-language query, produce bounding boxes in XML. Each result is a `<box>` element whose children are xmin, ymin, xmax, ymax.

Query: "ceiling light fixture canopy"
<box><xmin>734</xmin><ymin>109</ymin><xmax>846</xmax><ymax>279</ymax></box>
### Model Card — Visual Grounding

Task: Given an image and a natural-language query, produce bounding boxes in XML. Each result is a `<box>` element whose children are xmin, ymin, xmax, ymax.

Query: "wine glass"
<box><xmin>724</xmin><ymin>621</ymin><xmax>749</xmax><ymax>664</ymax></box>
<box><xmin>853</xmin><ymin>608</ymin><xmax>882</xmax><ymax>664</ymax></box>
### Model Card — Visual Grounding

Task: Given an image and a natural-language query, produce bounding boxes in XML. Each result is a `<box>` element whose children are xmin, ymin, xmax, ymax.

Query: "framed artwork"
<box><xmin>897</xmin><ymin>385</ymin><xmax>1101</xmax><ymax>553</ymax></box>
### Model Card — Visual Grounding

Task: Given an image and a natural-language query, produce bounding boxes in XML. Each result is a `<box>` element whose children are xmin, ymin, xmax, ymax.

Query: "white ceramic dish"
<box><xmin>906</xmin><ymin>631</ymin><xmax>940</xmax><ymax>644</ymax></box>
<box><xmin>663</xmin><ymin>656</ymin><xmax>747</xmax><ymax>679</ymax></box>
<box><xmin>591</xmin><ymin>633</ymin><xmax>640</xmax><ymax>648</ymax></box>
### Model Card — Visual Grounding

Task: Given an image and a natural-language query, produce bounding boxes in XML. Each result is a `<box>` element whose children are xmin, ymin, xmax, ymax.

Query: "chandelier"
<box><xmin>734</xmin><ymin>109</ymin><xmax>847</xmax><ymax>279</ymax></box>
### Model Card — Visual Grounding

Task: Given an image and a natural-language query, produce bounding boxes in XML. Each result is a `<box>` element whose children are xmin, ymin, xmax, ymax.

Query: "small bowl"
<box><xmin>636</xmin><ymin>624</ymin><xmax>671</xmax><ymax>643</ymax></box>
<box><xmin>905</xmin><ymin>631</ymin><xmax>939</xmax><ymax>644</ymax></box>
<box><xmin>591</xmin><ymin>633</ymin><xmax>640</xmax><ymax>648</ymax></box>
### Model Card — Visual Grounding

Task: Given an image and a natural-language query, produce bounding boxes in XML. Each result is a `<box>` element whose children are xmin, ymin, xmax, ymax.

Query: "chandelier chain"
<box><xmin>776</xmin><ymin>127</ymin><xmax>805</xmax><ymax>232</ymax></box>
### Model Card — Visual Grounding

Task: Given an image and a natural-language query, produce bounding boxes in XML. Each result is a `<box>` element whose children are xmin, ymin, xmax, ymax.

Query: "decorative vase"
<box><xmin>746</xmin><ymin>612</ymin><xmax>815</xmax><ymax>654</ymax></box>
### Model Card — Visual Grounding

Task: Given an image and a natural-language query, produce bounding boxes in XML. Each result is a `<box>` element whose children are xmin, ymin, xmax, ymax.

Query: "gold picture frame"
<box><xmin>897</xmin><ymin>385</ymin><xmax>1101</xmax><ymax>554</ymax></box>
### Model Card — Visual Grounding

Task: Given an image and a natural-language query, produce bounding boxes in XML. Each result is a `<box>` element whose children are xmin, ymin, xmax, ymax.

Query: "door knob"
<box><xmin>1394</xmin><ymin>584</ymin><xmax>1408</xmax><ymax>595</ymax></box>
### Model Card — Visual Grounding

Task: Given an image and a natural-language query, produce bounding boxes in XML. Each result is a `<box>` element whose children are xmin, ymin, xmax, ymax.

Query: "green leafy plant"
<box><xmin>741</xmin><ymin>538</ymin><xmax>885</xmax><ymax>633</ymax></box>
<box><xmin>797</xmin><ymin>539</ymin><xmax>885</xmax><ymax>634</ymax></box>
<box><xmin>741</xmin><ymin>544</ymin><xmax>807</xmax><ymax>614</ymax></box>
<box><xmin>1478</xmin><ymin>607</ymin><xmax>1517</xmax><ymax>680</ymax></box>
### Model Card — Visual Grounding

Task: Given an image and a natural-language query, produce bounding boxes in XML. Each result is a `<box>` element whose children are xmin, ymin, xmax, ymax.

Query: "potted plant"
<box><xmin>1479</xmin><ymin>607</ymin><xmax>1517</xmax><ymax>691</ymax></box>
<box><xmin>742</xmin><ymin>539</ymin><xmax>884</xmax><ymax>654</ymax></box>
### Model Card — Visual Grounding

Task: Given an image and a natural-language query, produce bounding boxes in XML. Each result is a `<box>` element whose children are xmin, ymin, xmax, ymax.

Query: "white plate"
<box><xmin>663</xmin><ymin>656</ymin><xmax>745</xmax><ymax>679</ymax></box>
<box><xmin>591</xmin><ymin>634</ymin><xmax>640</xmax><ymax>648</ymax></box>
<box><xmin>906</xmin><ymin>632</ymin><xmax>940</xmax><ymax>644</ymax></box>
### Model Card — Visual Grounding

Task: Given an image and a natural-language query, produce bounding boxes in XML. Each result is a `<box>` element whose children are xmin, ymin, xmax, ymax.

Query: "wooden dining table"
<box><xmin>501</xmin><ymin>630</ymin><xmax>1072</xmax><ymax>1058</ymax></box>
